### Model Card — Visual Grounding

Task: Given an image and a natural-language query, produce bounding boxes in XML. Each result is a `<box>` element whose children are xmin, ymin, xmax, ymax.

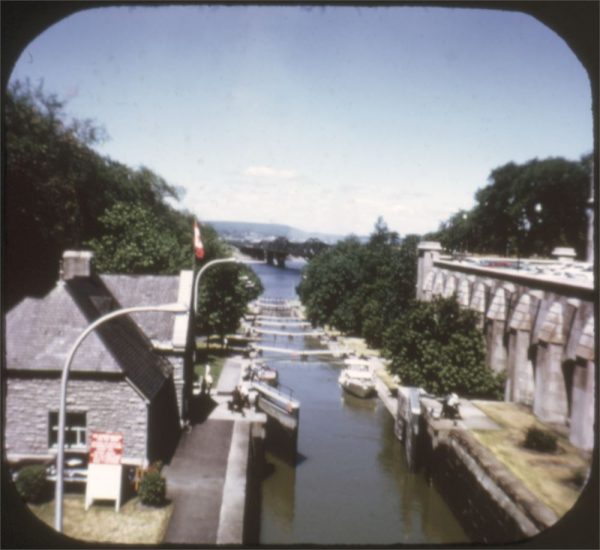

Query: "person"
<box><xmin>202</xmin><ymin>364</ymin><xmax>213</xmax><ymax>395</ymax></box>
<box><xmin>441</xmin><ymin>393</ymin><xmax>460</xmax><ymax>419</ymax></box>
<box><xmin>230</xmin><ymin>385</ymin><xmax>245</xmax><ymax>416</ymax></box>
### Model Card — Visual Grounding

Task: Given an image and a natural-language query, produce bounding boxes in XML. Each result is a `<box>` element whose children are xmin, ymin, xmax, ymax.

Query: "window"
<box><xmin>48</xmin><ymin>412</ymin><xmax>87</xmax><ymax>449</ymax></box>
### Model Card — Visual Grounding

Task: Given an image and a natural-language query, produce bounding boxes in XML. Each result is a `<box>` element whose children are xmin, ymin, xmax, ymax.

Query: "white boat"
<box><xmin>253</xmin><ymin>365</ymin><xmax>279</xmax><ymax>386</ymax></box>
<box><xmin>338</xmin><ymin>363</ymin><xmax>376</xmax><ymax>398</ymax></box>
<box><xmin>242</xmin><ymin>360</ymin><xmax>279</xmax><ymax>387</ymax></box>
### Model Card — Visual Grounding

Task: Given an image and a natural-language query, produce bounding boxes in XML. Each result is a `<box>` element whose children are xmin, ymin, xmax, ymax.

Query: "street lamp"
<box><xmin>192</xmin><ymin>258</ymin><xmax>261</xmax><ymax>315</ymax></box>
<box><xmin>54</xmin><ymin>302</ymin><xmax>188</xmax><ymax>532</ymax></box>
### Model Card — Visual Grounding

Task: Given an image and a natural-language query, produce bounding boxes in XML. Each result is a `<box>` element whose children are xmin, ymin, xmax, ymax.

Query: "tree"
<box><xmin>195</xmin><ymin>264</ymin><xmax>263</xmax><ymax>346</ymax></box>
<box><xmin>297</xmin><ymin>236</ymin><xmax>366</xmax><ymax>332</ymax></box>
<box><xmin>427</xmin><ymin>156</ymin><xmax>591</xmax><ymax>258</ymax></box>
<box><xmin>383</xmin><ymin>297</ymin><xmax>504</xmax><ymax>399</ymax></box>
<box><xmin>5</xmin><ymin>79</ymin><xmax>102</xmax><ymax>304</ymax></box>
<box><xmin>297</xmin><ymin>219</ymin><xmax>419</xmax><ymax>346</ymax></box>
<box><xmin>4</xmin><ymin>79</ymin><xmax>200</xmax><ymax>306</ymax></box>
<box><xmin>85</xmin><ymin>202</ymin><xmax>191</xmax><ymax>274</ymax></box>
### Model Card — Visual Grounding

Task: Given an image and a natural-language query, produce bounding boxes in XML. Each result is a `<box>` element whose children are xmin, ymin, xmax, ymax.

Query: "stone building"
<box><xmin>416</xmin><ymin>242</ymin><xmax>595</xmax><ymax>451</ymax></box>
<box><xmin>4</xmin><ymin>251</ymin><xmax>194</xmax><ymax>469</ymax></box>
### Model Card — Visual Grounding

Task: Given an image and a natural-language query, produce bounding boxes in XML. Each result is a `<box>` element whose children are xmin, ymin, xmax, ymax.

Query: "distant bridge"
<box><xmin>227</xmin><ymin>237</ymin><xmax>329</xmax><ymax>267</ymax></box>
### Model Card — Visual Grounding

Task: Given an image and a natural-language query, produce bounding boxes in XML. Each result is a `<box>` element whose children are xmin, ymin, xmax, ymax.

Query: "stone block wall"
<box><xmin>5</xmin><ymin>375</ymin><xmax>148</xmax><ymax>465</ymax></box>
<box><xmin>416</xmin><ymin>243</ymin><xmax>595</xmax><ymax>450</ymax></box>
<box><xmin>426</xmin><ymin>429</ymin><xmax>558</xmax><ymax>544</ymax></box>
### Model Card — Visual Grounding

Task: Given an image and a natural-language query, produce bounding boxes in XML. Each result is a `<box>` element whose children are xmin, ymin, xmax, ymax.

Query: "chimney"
<box><xmin>60</xmin><ymin>250</ymin><xmax>94</xmax><ymax>281</ymax></box>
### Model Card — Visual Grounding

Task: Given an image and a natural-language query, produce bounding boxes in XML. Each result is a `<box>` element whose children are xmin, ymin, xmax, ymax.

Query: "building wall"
<box><xmin>168</xmin><ymin>355</ymin><xmax>185</xmax><ymax>420</ymax></box>
<box><xmin>416</xmin><ymin>245</ymin><xmax>595</xmax><ymax>450</ymax></box>
<box><xmin>5</xmin><ymin>375</ymin><xmax>149</xmax><ymax>465</ymax></box>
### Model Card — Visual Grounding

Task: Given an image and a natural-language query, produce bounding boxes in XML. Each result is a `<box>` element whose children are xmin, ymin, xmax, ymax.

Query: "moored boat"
<box><xmin>242</xmin><ymin>359</ymin><xmax>279</xmax><ymax>386</ymax></box>
<box><xmin>338</xmin><ymin>363</ymin><xmax>376</xmax><ymax>398</ymax></box>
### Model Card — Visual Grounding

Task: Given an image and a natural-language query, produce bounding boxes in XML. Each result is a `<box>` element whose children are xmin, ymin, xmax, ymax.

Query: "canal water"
<box><xmin>250</xmin><ymin>260</ymin><xmax>468</xmax><ymax>545</ymax></box>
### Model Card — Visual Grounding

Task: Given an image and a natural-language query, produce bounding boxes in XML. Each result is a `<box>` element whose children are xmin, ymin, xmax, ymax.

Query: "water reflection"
<box><xmin>251</xmin><ymin>261</ymin><xmax>468</xmax><ymax>545</ymax></box>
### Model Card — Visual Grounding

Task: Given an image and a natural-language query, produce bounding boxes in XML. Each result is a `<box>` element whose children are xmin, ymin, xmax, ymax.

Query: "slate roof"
<box><xmin>5</xmin><ymin>274</ymin><xmax>174</xmax><ymax>401</ymax></box>
<box><xmin>102</xmin><ymin>274</ymin><xmax>180</xmax><ymax>343</ymax></box>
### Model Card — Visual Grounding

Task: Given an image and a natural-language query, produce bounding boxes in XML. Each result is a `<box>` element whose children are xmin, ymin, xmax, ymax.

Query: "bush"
<box><xmin>384</xmin><ymin>297</ymin><xmax>505</xmax><ymax>399</ymax></box>
<box><xmin>138</xmin><ymin>469</ymin><xmax>166</xmax><ymax>506</ymax></box>
<box><xmin>16</xmin><ymin>465</ymin><xmax>49</xmax><ymax>503</ymax></box>
<box><xmin>523</xmin><ymin>426</ymin><xmax>558</xmax><ymax>453</ymax></box>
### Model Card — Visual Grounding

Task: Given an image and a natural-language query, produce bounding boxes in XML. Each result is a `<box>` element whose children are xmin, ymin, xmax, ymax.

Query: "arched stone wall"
<box><xmin>415</xmin><ymin>248</ymin><xmax>595</xmax><ymax>450</ymax></box>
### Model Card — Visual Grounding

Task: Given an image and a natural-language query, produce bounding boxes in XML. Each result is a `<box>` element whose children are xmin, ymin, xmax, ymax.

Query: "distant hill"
<box><xmin>207</xmin><ymin>220</ymin><xmax>346</xmax><ymax>244</ymax></box>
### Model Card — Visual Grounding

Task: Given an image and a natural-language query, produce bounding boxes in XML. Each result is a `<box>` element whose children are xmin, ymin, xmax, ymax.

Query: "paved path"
<box><xmin>162</xmin><ymin>420</ymin><xmax>234</xmax><ymax>545</ymax></box>
<box><xmin>163</xmin><ymin>357</ymin><xmax>266</xmax><ymax>545</ymax></box>
<box><xmin>216</xmin><ymin>356</ymin><xmax>243</xmax><ymax>395</ymax></box>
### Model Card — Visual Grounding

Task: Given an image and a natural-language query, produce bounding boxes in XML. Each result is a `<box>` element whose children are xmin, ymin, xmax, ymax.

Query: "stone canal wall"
<box><xmin>416</xmin><ymin>242</ymin><xmax>595</xmax><ymax>451</ymax></box>
<box><xmin>424</xmin><ymin>427</ymin><xmax>557</xmax><ymax>543</ymax></box>
<box><xmin>216</xmin><ymin>419</ymin><xmax>265</xmax><ymax>545</ymax></box>
<box><xmin>393</xmin><ymin>387</ymin><xmax>559</xmax><ymax>543</ymax></box>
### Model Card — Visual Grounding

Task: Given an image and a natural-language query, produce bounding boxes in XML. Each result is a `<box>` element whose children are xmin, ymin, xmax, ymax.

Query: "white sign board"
<box><xmin>85</xmin><ymin>463</ymin><xmax>123</xmax><ymax>511</ymax></box>
<box><xmin>85</xmin><ymin>431</ymin><xmax>124</xmax><ymax>512</ymax></box>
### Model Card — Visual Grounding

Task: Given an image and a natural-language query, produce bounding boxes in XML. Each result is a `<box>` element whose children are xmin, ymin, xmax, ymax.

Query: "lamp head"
<box><xmin>157</xmin><ymin>302</ymin><xmax>189</xmax><ymax>313</ymax></box>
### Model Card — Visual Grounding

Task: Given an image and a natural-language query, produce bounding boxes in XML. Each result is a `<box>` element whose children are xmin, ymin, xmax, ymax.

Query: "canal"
<box><xmin>250</xmin><ymin>259</ymin><xmax>468</xmax><ymax>545</ymax></box>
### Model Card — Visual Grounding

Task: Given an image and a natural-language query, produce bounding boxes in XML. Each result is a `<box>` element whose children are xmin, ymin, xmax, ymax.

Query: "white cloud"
<box><xmin>244</xmin><ymin>165</ymin><xmax>297</xmax><ymax>180</ymax></box>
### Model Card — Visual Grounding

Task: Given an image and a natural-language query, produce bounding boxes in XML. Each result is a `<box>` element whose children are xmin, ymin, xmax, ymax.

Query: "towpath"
<box><xmin>162</xmin><ymin>420</ymin><xmax>233</xmax><ymax>545</ymax></box>
<box><xmin>162</xmin><ymin>356</ymin><xmax>265</xmax><ymax>545</ymax></box>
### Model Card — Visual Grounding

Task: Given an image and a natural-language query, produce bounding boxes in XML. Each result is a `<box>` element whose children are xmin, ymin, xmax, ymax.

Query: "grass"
<box><xmin>323</xmin><ymin>327</ymin><xmax>381</xmax><ymax>358</ymax></box>
<box><xmin>28</xmin><ymin>494</ymin><xmax>173</xmax><ymax>545</ymax></box>
<box><xmin>471</xmin><ymin>401</ymin><xmax>592</xmax><ymax>517</ymax></box>
<box><xmin>375</xmin><ymin>367</ymin><xmax>397</xmax><ymax>391</ymax></box>
<box><xmin>194</xmin><ymin>345</ymin><xmax>234</xmax><ymax>384</ymax></box>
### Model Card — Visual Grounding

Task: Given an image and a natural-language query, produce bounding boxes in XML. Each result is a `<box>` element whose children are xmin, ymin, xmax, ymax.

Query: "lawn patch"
<box><xmin>28</xmin><ymin>494</ymin><xmax>173</xmax><ymax>544</ymax></box>
<box><xmin>471</xmin><ymin>401</ymin><xmax>591</xmax><ymax>517</ymax></box>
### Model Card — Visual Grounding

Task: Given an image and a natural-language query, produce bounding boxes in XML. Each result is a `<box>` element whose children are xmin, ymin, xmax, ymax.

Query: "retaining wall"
<box><xmin>416</xmin><ymin>243</ymin><xmax>596</xmax><ymax>450</ymax></box>
<box><xmin>424</xmin><ymin>427</ymin><xmax>557</xmax><ymax>543</ymax></box>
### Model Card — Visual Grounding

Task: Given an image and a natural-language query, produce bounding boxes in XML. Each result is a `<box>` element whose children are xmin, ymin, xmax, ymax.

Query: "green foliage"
<box><xmin>4</xmin><ymin>79</ymin><xmax>196</xmax><ymax>306</ymax></box>
<box><xmin>16</xmin><ymin>465</ymin><xmax>49</xmax><ymax>503</ymax></box>
<box><xmin>523</xmin><ymin>426</ymin><xmax>558</xmax><ymax>453</ymax></box>
<box><xmin>196</xmin><ymin>264</ymin><xmax>263</xmax><ymax>345</ymax></box>
<box><xmin>138</xmin><ymin>469</ymin><xmax>167</xmax><ymax>506</ymax></box>
<box><xmin>427</xmin><ymin>156</ymin><xmax>591</xmax><ymax>259</ymax></box>
<box><xmin>383</xmin><ymin>297</ymin><xmax>504</xmax><ymax>399</ymax></box>
<box><xmin>297</xmin><ymin>219</ymin><xmax>419</xmax><ymax>347</ymax></box>
<box><xmin>85</xmin><ymin>202</ymin><xmax>190</xmax><ymax>274</ymax></box>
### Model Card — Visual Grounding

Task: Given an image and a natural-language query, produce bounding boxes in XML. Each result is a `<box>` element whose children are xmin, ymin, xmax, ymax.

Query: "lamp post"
<box><xmin>192</xmin><ymin>258</ymin><xmax>261</xmax><ymax>315</ymax></box>
<box><xmin>54</xmin><ymin>302</ymin><xmax>188</xmax><ymax>532</ymax></box>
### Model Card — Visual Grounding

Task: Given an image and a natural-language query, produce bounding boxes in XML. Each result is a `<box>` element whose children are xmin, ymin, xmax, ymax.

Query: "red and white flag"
<box><xmin>194</xmin><ymin>220</ymin><xmax>205</xmax><ymax>260</ymax></box>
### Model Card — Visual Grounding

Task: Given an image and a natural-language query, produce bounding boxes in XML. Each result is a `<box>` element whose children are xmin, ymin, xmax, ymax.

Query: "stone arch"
<box><xmin>457</xmin><ymin>277</ymin><xmax>470</xmax><ymax>308</ymax></box>
<box><xmin>533</xmin><ymin>302</ymin><xmax>569</xmax><ymax>423</ymax></box>
<box><xmin>538</xmin><ymin>302</ymin><xmax>565</xmax><ymax>345</ymax></box>
<box><xmin>422</xmin><ymin>271</ymin><xmax>435</xmax><ymax>301</ymax></box>
<box><xmin>576</xmin><ymin>315</ymin><xmax>595</xmax><ymax>362</ymax></box>
<box><xmin>486</xmin><ymin>287</ymin><xmax>507</xmax><ymax>321</ymax></box>
<box><xmin>442</xmin><ymin>274</ymin><xmax>457</xmax><ymax>298</ymax></box>
<box><xmin>570</xmin><ymin>315</ymin><xmax>595</xmax><ymax>450</ymax></box>
<box><xmin>470</xmin><ymin>281</ymin><xmax>487</xmax><ymax>316</ymax></box>
<box><xmin>432</xmin><ymin>271</ymin><xmax>444</xmax><ymax>297</ymax></box>
<box><xmin>509</xmin><ymin>293</ymin><xmax>533</xmax><ymax>332</ymax></box>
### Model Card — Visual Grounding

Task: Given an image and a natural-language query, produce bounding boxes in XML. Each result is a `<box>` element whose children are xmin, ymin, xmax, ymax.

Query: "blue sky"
<box><xmin>9</xmin><ymin>5</ymin><xmax>593</xmax><ymax>237</ymax></box>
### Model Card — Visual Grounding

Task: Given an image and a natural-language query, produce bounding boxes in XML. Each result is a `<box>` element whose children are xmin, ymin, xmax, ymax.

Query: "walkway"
<box><xmin>216</xmin><ymin>356</ymin><xmax>244</xmax><ymax>395</ymax></box>
<box><xmin>163</xmin><ymin>356</ymin><xmax>266</xmax><ymax>545</ymax></box>
<box><xmin>162</xmin><ymin>420</ymin><xmax>234</xmax><ymax>545</ymax></box>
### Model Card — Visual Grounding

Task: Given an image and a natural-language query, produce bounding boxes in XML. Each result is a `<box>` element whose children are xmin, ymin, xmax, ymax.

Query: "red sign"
<box><xmin>89</xmin><ymin>432</ymin><xmax>124</xmax><ymax>465</ymax></box>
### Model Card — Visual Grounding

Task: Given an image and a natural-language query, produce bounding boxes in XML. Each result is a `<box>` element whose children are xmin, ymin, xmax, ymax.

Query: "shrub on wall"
<box><xmin>16</xmin><ymin>465</ymin><xmax>49</xmax><ymax>503</ymax></box>
<box><xmin>523</xmin><ymin>426</ymin><xmax>558</xmax><ymax>453</ymax></box>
